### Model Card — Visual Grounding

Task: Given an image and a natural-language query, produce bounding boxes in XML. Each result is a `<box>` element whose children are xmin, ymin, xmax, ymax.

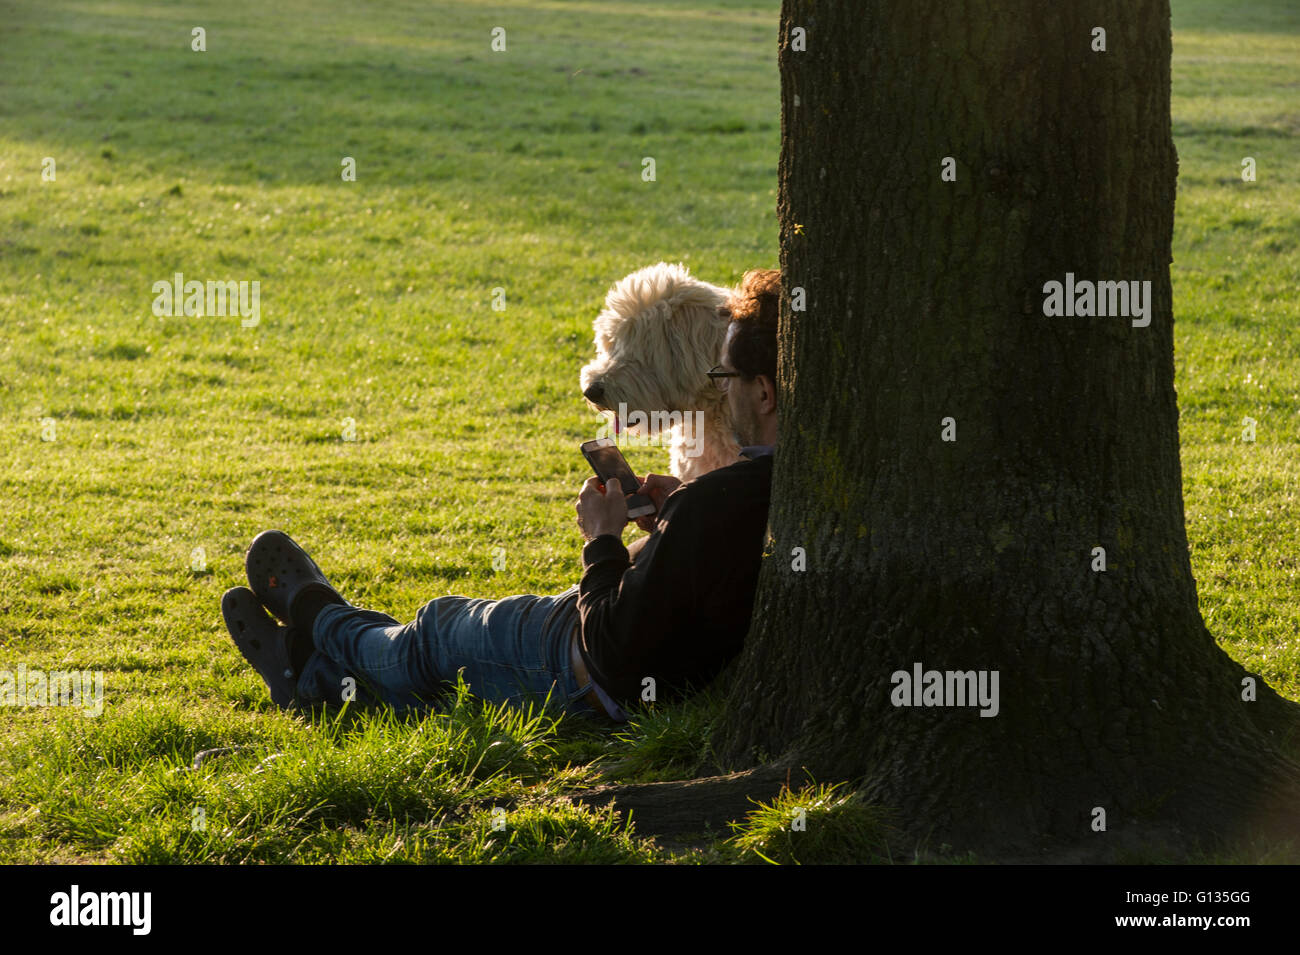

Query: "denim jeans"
<box><xmin>293</xmin><ymin>584</ymin><xmax>598</xmax><ymax>716</ymax></box>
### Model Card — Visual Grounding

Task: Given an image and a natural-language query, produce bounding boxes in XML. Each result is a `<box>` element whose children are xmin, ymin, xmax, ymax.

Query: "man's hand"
<box><xmin>634</xmin><ymin>473</ymin><xmax>682</xmax><ymax>532</ymax></box>
<box><xmin>576</xmin><ymin>476</ymin><xmax>629</xmax><ymax>542</ymax></box>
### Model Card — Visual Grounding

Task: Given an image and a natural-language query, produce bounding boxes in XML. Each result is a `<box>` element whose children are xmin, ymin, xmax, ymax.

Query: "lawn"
<box><xmin>0</xmin><ymin>0</ymin><xmax>1295</xmax><ymax>863</ymax></box>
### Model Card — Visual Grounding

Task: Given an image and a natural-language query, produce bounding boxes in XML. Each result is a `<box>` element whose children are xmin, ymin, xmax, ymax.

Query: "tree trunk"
<box><xmin>712</xmin><ymin>0</ymin><xmax>1300</xmax><ymax>858</ymax></box>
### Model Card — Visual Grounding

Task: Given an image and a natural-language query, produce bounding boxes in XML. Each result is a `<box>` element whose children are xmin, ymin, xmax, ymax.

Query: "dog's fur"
<box><xmin>580</xmin><ymin>262</ymin><xmax>742</xmax><ymax>482</ymax></box>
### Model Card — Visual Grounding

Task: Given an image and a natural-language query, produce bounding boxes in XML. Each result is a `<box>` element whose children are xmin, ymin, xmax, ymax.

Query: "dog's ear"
<box><xmin>665</xmin><ymin>302</ymin><xmax>727</xmax><ymax>367</ymax></box>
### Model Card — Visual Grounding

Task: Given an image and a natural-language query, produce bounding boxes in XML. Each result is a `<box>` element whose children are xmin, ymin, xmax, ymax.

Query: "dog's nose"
<box><xmin>583</xmin><ymin>382</ymin><xmax>605</xmax><ymax>404</ymax></box>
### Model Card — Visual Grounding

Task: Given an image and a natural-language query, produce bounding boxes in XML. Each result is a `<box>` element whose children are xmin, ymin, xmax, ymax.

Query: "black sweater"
<box><xmin>577</xmin><ymin>451</ymin><xmax>773</xmax><ymax>706</ymax></box>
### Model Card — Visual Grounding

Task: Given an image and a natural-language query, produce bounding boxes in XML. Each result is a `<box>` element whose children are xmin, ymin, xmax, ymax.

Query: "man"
<box><xmin>222</xmin><ymin>268</ymin><xmax>781</xmax><ymax>720</ymax></box>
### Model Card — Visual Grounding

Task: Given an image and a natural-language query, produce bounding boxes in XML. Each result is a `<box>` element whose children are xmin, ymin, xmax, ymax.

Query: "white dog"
<box><xmin>580</xmin><ymin>262</ymin><xmax>742</xmax><ymax>482</ymax></box>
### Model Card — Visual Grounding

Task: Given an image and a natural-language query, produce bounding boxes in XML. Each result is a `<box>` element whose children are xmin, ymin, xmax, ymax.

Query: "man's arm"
<box><xmin>625</xmin><ymin>533</ymin><xmax>651</xmax><ymax>561</ymax></box>
<box><xmin>574</xmin><ymin>470</ymin><xmax>677</xmax><ymax>575</ymax></box>
<box><xmin>573</xmin><ymin>460</ymin><xmax>770</xmax><ymax>704</ymax></box>
<box><xmin>577</xmin><ymin>488</ymin><xmax>702</xmax><ymax>701</ymax></box>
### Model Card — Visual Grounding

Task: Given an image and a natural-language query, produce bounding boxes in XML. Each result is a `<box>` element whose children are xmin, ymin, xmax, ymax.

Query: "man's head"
<box><xmin>717</xmin><ymin>268</ymin><xmax>780</xmax><ymax>449</ymax></box>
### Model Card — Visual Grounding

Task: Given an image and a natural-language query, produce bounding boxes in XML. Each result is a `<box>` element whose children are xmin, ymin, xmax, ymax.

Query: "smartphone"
<box><xmin>580</xmin><ymin>438</ymin><xmax>657</xmax><ymax>519</ymax></box>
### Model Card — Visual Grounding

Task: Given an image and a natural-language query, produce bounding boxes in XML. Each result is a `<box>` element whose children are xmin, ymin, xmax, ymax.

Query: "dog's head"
<box><xmin>579</xmin><ymin>262</ymin><xmax>730</xmax><ymax>436</ymax></box>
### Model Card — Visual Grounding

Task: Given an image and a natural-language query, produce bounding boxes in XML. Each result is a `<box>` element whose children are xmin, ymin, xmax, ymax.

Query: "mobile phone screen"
<box><xmin>584</xmin><ymin>443</ymin><xmax>640</xmax><ymax>489</ymax></box>
<box><xmin>580</xmin><ymin>439</ymin><xmax>657</xmax><ymax>518</ymax></box>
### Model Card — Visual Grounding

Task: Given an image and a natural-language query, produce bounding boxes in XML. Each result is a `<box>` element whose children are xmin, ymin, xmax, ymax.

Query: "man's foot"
<box><xmin>245</xmin><ymin>530</ymin><xmax>349</xmax><ymax>630</ymax></box>
<box><xmin>221</xmin><ymin>586</ymin><xmax>300</xmax><ymax>709</ymax></box>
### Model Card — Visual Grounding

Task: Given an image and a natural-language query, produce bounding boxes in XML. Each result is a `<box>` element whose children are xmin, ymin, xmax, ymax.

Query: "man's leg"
<box><xmin>292</xmin><ymin>608</ymin><xmax>406</xmax><ymax>709</ymax></box>
<box><xmin>294</xmin><ymin>585</ymin><xmax>598</xmax><ymax>715</ymax></box>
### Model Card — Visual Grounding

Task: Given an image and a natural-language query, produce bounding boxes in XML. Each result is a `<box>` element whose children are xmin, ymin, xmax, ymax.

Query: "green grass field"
<box><xmin>0</xmin><ymin>0</ymin><xmax>1296</xmax><ymax>864</ymax></box>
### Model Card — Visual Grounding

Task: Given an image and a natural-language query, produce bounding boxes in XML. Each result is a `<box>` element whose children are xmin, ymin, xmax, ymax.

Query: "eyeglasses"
<box><xmin>707</xmin><ymin>365</ymin><xmax>742</xmax><ymax>393</ymax></box>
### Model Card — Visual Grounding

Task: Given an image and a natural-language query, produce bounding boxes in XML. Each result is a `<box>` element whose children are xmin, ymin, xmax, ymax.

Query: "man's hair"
<box><xmin>723</xmin><ymin>268</ymin><xmax>780</xmax><ymax>387</ymax></box>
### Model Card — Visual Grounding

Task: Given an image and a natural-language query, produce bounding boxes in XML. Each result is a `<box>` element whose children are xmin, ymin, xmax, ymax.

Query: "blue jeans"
<box><xmin>293</xmin><ymin>584</ymin><xmax>598</xmax><ymax>716</ymax></box>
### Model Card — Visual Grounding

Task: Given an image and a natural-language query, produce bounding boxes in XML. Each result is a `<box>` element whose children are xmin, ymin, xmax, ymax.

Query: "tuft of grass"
<box><xmin>602</xmin><ymin>685</ymin><xmax>725</xmax><ymax>782</ymax></box>
<box><xmin>724</xmin><ymin>781</ymin><xmax>900</xmax><ymax>865</ymax></box>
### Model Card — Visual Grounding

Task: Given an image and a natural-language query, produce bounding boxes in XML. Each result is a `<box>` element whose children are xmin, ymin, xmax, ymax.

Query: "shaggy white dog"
<box><xmin>580</xmin><ymin>262</ymin><xmax>742</xmax><ymax>482</ymax></box>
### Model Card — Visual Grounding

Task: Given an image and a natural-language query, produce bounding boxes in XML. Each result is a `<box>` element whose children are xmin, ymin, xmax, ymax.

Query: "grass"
<box><xmin>3</xmin><ymin>677</ymin><xmax>661</xmax><ymax>863</ymax></box>
<box><xmin>723</xmin><ymin>782</ymin><xmax>902</xmax><ymax>865</ymax></box>
<box><xmin>0</xmin><ymin>0</ymin><xmax>1297</xmax><ymax>863</ymax></box>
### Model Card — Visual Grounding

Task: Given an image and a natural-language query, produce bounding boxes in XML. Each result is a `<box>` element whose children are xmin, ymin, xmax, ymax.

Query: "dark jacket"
<box><xmin>577</xmin><ymin>451</ymin><xmax>773</xmax><ymax>705</ymax></box>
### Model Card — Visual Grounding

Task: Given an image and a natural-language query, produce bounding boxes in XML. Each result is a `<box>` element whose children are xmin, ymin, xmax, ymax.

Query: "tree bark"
<box><xmin>712</xmin><ymin>0</ymin><xmax>1300</xmax><ymax>858</ymax></box>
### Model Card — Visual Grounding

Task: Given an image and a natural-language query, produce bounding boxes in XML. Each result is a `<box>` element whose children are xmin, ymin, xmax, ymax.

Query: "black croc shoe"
<box><xmin>222</xmin><ymin>586</ymin><xmax>300</xmax><ymax>709</ymax></box>
<box><xmin>245</xmin><ymin>529</ymin><xmax>347</xmax><ymax>627</ymax></box>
